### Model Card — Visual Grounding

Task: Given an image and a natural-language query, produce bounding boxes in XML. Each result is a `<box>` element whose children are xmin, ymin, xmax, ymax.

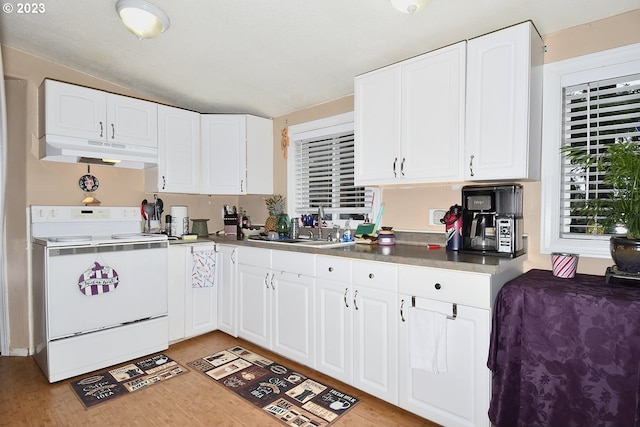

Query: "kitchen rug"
<box><xmin>188</xmin><ymin>346</ymin><xmax>359</xmax><ymax>427</ymax></box>
<box><xmin>69</xmin><ymin>354</ymin><xmax>189</xmax><ymax>409</ymax></box>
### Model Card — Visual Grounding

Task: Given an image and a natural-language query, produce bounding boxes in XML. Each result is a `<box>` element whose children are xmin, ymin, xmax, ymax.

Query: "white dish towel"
<box><xmin>408</xmin><ymin>307</ymin><xmax>448</xmax><ymax>373</ymax></box>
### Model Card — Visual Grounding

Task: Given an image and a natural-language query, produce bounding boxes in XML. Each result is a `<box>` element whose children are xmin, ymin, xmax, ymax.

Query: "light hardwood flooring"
<box><xmin>0</xmin><ymin>331</ymin><xmax>439</xmax><ymax>426</ymax></box>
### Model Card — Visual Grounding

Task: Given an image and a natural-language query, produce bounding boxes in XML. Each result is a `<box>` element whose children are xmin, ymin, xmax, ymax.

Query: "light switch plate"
<box><xmin>429</xmin><ymin>208</ymin><xmax>447</xmax><ymax>226</ymax></box>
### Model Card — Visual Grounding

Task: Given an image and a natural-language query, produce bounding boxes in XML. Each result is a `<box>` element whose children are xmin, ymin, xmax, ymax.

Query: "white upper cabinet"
<box><xmin>145</xmin><ymin>105</ymin><xmax>200</xmax><ymax>193</ymax></box>
<box><xmin>464</xmin><ymin>21</ymin><xmax>543</xmax><ymax>181</ymax></box>
<box><xmin>201</xmin><ymin>114</ymin><xmax>273</xmax><ymax>195</ymax></box>
<box><xmin>355</xmin><ymin>42</ymin><xmax>466</xmax><ymax>185</ymax></box>
<box><xmin>41</xmin><ymin>79</ymin><xmax>157</xmax><ymax>148</ymax></box>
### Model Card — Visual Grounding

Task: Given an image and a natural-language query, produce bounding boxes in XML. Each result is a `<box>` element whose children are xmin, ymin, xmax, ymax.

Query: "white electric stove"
<box><xmin>30</xmin><ymin>205</ymin><xmax>169</xmax><ymax>382</ymax></box>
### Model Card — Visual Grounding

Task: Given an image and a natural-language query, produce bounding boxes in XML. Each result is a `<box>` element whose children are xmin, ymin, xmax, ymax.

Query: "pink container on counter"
<box><xmin>551</xmin><ymin>253</ymin><xmax>579</xmax><ymax>278</ymax></box>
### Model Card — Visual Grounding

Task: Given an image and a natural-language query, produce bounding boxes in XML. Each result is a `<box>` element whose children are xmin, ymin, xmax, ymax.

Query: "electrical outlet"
<box><xmin>429</xmin><ymin>208</ymin><xmax>447</xmax><ymax>226</ymax></box>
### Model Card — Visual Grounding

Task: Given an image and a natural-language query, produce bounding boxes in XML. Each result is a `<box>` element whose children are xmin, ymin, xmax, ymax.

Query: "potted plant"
<box><xmin>561</xmin><ymin>141</ymin><xmax>640</xmax><ymax>273</ymax></box>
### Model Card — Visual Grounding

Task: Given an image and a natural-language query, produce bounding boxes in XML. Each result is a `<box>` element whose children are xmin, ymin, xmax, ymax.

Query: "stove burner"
<box><xmin>49</xmin><ymin>235</ymin><xmax>92</xmax><ymax>242</ymax></box>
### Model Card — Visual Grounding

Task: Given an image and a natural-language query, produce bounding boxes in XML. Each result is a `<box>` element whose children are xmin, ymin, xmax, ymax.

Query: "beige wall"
<box><xmin>2</xmin><ymin>9</ymin><xmax>639</xmax><ymax>353</ymax></box>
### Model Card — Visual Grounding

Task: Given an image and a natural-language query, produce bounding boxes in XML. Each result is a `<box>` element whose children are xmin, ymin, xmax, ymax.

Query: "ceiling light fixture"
<box><xmin>116</xmin><ymin>0</ymin><xmax>170</xmax><ymax>40</ymax></box>
<box><xmin>390</xmin><ymin>0</ymin><xmax>429</xmax><ymax>13</ymax></box>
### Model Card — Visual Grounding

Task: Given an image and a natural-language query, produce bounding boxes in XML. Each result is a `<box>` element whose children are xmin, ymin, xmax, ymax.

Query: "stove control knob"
<box><xmin>38</xmin><ymin>209</ymin><xmax>46</xmax><ymax>218</ymax></box>
<box><xmin>50</xmin><ymin>210</ymin><xmax>58</xmax><ymax>218</ymax></box>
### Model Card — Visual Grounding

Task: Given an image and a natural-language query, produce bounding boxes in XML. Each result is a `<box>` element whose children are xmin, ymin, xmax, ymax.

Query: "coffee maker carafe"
<box><xmin>461</xmin><ymin>184</ymin><xmax>524</xmax><ymax>257</ymax></box>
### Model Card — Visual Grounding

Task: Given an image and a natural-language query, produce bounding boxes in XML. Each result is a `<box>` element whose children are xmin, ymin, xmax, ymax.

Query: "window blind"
<box><xmin>294</xmin><ymin>131</ymin><xmax>373</xmax><ymax>218</ymax></box>
<box><xmin>560</xmin><ymin>73</ymin><xmax>640</xmax><ymax>236</ymax></box>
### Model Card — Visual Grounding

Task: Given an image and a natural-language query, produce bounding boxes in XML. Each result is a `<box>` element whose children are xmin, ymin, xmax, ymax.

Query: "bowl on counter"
<box><xmin>242</xmin><ymin>227</ymin><xmax>265</xmax><ymax>239</ymax></box>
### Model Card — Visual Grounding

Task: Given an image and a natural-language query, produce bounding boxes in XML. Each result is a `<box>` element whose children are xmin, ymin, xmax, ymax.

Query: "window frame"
<box><xmin>540</xmin><ymin>42</ymin><xmax>640</xmax><ymax>258</ymax></box>
<box><xmin>286</xmin><ymin>112</ymin><xmax>380</xmax><ymax>228</ymax></box>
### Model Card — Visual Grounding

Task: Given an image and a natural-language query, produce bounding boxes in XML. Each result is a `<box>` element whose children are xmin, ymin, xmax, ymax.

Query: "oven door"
<box><xmin>45</xmin><ymin>241</ymin><xmax>168</xmax><ymax>339</ymax></box>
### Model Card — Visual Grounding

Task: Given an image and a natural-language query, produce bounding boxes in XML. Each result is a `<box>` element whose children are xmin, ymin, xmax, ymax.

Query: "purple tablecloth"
<box><xmin>488</xmin><ymin>269</ymin><xmax>640</xmax><ymax>427</ymax></box>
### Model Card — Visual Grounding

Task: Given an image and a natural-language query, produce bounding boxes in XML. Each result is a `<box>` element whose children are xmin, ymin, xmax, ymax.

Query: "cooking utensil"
<box><xmin>374</xmin><ymin>203</ymin><xmax>385</xmax><ymax>232</ymax></box>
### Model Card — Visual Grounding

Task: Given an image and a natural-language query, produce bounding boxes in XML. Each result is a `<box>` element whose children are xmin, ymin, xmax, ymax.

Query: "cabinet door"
<box><xmin>398</xmin><ymin>296</ymin><xmax>491</xmax><ymax>427</ymax></box>
<box><xmin>217</xmin><ymin>245</ymin><xmax>237</xmax><ymax>337</ymax></box>
<box><xmin>167</xmin><ymin>245</ymin><xmax>187</xmax><ymax>342</ymax></box>
<box><xmin>149</xmin><ymin>105</ymin><xmax>200</xmax><ymax>193</ymax></box>
<box><xmin>352</xmin><ymin>286</ymin><xmax>398</xmax><ymax>404</ymax></box>
<box><xmin>185</xmin><ymin>245</ymin><xmax>218</xmax><ymax>339</ymax></box>
<box><xmin>237</xmin><ymin>264</ymin><xmax>272</xmax><ymax>348</ymax></box>
<box><xmin>272</xmin><ymin>271</ymin><xmax>315</xmax><ymax>366</ymax></box>
<box><xmin>245</xmin><ymin>115</ymin><xmax>274</xmax><ymax>195</ymax></box>
<box><xmin>201</xmin><ymin>114</ymin><xmax>247</xmax><ymax>194</ymax></box>
<box><xmin>107</xmin><ymin>93</ymin><xmax>158</xmax><ymax>148</ymax></box>
<box><xmin>401</xmin><ymin>42</ymin><xmax>465</xmax><ymax>182</ymax></box>
<box><xmin>315</xmin><ymin>278</ymin><xmax>353</xmax><ymax>385</ymax></box>
<box><xmin>354</xmin><ymin>65</ymin><xmax>401</xmax><ymax>185</ymax></box>
<box><xmin>42</xmin><ymin>80</ymin><xmax>106</xmax><ymax>141</ymax></box>
<box><xmin>465</xmin><ymin>22</ymin><xmax>542</xmax><ymax>180</ymax></box>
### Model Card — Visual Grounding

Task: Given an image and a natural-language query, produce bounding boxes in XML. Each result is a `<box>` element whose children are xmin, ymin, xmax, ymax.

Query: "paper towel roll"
<box><xmin>170</xmin><ymin>206</ymin><xmax>189</xmax><ymax>237</ymax></box>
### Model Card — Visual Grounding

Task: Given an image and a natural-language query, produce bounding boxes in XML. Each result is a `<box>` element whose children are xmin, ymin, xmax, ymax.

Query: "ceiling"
<box><xmin>1</xmin><ymin>1</ymin><xmax>638</xmax><ymax>118</ymax></box>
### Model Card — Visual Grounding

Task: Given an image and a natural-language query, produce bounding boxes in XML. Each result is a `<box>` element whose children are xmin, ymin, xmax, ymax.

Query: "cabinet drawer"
<box><xmin>316</xmin><ymin>255</ymin><xmax>351</xmax><ymax>282</ymax></box>
<box><xmin>399</xmin><ymin>265</ymin><xmax>491</xmax><ymax>309</ymax></box>
<box><xmin>352</xmin><ymin>260</ymin><xmax>397</xmax><ymax>291</ymax></box>
<box><xmin>237</xmin><ymin>246</ymin><xmax>271</xmax><ymax>268</ymax></box>
<box><xmin>271</xmin><ymin>250</ymin><xmax>314</xmax><ymax>277</ymax></box>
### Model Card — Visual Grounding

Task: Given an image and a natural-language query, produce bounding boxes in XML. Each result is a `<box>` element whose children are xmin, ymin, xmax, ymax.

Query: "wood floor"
<box><xmin>0</xmin><ymin>331</ymin><xmax>439</xmax><ymax>426</ymax></box>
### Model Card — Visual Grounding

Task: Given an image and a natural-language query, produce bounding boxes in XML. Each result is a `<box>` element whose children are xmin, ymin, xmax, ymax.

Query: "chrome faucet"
<box><xmin>317</xmin><ymin>205</ymin><xmax>324</xmax><ymax>240</ymax></box>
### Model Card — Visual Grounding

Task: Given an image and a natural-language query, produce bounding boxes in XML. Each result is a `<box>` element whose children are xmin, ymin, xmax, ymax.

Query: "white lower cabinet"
<box><xmin>168</xmin><ymin>243</ymin><xmax>218</xmax><ymax>342</ymax></box>
<box><xmin>185</xmin><ymin>244</ymin><xmax>218</xmax><ymax>338</ymax></box>
<box><xmin>351</xmin><ymin>260</ymin><xmax>399</xmax><ymax>405</ymax></box>
<box><xmin>216</xmin><ymin>244</ymin><xmax>238</xmax><ymax>337</ymax></box>
<box><xmin>315</xmin><ymin>255</ymin><xmax>353</xmax><ymax>385</ymax></box>
<box><xmin>398</xmin><ymin>295</ymin><xmax>490</xmax><ymax>427</ymax></box>
<box><xmin>237</xmin><ymin>247</ymin><xmax>315</xmax><ymax>366</ymax></box>
<box><xmin>168</xmin><ymin>245</ymin><xmax>187</xmax><ymax>342</ymax></box>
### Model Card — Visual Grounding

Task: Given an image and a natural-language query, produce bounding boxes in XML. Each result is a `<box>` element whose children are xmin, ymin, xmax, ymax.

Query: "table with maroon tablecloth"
<box><xmin>488</xmin><ymin>269</ymin><xmax>640</xmax><ymax>427</ymax></box>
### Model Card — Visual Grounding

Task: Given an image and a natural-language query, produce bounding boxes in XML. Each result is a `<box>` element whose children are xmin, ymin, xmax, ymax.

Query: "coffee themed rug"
<box><xmin>188</xmin><ymin>346</ymin><xmax>359</xmax><ymax>426</ymax></box>
<box><xmin>69</xmin><ymin>354</ymin><xmax>189</xmax><ymax>409</ymax></box>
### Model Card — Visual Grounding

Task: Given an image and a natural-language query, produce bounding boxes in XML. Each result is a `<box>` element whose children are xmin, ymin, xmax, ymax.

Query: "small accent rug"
<box><xmin>188</xmin><ymin>346</ymin><xmax>359</xmax><ymax>426</ymax></box>
<box><xmin>69</xmin><ymin>354</ymin><xmax>189</xmax><ymax>409</ymax></box>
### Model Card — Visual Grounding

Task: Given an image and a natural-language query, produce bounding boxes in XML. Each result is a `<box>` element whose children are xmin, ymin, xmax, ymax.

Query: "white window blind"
<box><xmin>294</xmin><ymin>130</ymin><xmax>373</xmax><ymax>220</ymax></box>
<box><xmin>561</xmin><ymin>73</ymin><xmax>640</xmax><ymax>237</ymax></box>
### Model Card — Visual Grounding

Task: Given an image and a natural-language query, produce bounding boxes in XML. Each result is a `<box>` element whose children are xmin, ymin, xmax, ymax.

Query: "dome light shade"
<box><xmin>390</xmin><ymin>0</ymin><xmax>429</xmax><ymax>13</ymax></box>
<box><xmin>116</xmin><ymin>0</ymin><xmax>170</xmax><ymax>39</ymax></box>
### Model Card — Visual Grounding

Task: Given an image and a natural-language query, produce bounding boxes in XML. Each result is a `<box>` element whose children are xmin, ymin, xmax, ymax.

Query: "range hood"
<box><xmin>40</xmin><ymin>134</ymin><xmax>158</xmax><ymax>169</ymax></box>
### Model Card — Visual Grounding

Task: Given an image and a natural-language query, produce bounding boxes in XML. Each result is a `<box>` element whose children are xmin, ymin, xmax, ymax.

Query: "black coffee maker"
<box><xmin>461</xmin><ymin>184</ymin><xmax>524</xmax><ymax>257</ymax></box>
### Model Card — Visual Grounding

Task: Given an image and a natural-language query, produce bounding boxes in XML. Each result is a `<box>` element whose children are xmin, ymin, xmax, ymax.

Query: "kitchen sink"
<box><xmin>248</xmin><ymin>236</ymin><xmax>355</xmax><ymax>249</ymax></box>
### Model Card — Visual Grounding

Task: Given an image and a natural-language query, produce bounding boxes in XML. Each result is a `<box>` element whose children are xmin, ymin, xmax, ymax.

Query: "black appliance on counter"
<box><xmin>461</xmin><ymin>184</ymin><xmax>524</xmax><ymax>257</ymax></box>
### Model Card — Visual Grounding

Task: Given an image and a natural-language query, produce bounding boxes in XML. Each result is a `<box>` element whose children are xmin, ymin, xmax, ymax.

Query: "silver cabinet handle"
<box><xmin>162</xmin><ymin>176</ymin><xmax>166</xmax><ymax>190</ymax></box>
<box><xmin>353</xmin><ymin>289</ymin><xmax>359</xmax><ymax>310</ymax></box>
<box><xmin>111</xmin><ymin>123</ymin><xmax>115</xmax><ymax>139</ymax></box>
<box><xmin>230</xmin><ymin>249</ymin><xmax>236</xmax><ymax>264</ymax></box>
<box><xmin>469</xmin><ymin>155</ymin><xmax>475</xmax><ymax>177</ymax></box>
<box><xmin>99</xmin><ymin>121</ymin><xmax>104</xmax><ymax>137</ymax></box>
<box><xmin>393</xmin><ymin>157</ymin><xmax>398</xmax><ymax>177</ymax></box>
<box><xmin>400</xmin><ymin>299</ymin><xmax>406</xmax><ymax>322</ymax></box>
<box><xmin>240</xmin><ymin>179</ymin><xmax>244</xmax><ymax>192</ymax></box>
<box><xmin>343</xmin><ymin>288</ymin><xmax>349</xmax><ymax>308</ymax></box>
<box><xmin>401</xmin><ymin>158</ymin><xmax>405</xmax><ymax>176</ymax></box>
<box><xmin>264</xmin><ymin>273</ymin><xmax>270</xmax><ymax>289</ymax></box>
<box><xmin>270</xmin><ymin>273</ymin><xmax>275</xmax><ymax>290</ymax></box>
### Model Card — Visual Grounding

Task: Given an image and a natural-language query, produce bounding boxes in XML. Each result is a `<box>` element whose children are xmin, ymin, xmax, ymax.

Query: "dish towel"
<box><xmin>408</xmin><ymin>307</ymin><xmax>448</xmax><ymax>373</ymax></box>
<box><xmin>192</xmin><ymin>250</ymin><xmax>216</xmax><ymax>288</ymax></box>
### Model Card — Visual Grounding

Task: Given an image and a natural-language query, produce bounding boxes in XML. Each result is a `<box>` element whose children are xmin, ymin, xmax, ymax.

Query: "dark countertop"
<box><xmin>170</xmin><ymin>232</ymin><xmax>526</xmax><ymax>275</ymax></box>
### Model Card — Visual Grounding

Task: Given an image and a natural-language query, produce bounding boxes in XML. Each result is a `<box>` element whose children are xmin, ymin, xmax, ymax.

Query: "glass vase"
<box><xmin>276</xmin><ymin>214</ymin><xmax>290</xmax><ymax>239</ymax></box>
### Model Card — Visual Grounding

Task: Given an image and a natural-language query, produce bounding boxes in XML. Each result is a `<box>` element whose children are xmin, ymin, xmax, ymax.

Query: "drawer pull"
<box><xmin>434</xmin><ymin>283</ymin><xmax>441</xmax><ymax>290</ymax></box>
<box><xmin>368</xmin><ymin>273</ymin><xmax>374</xmax><ymax>279</ymax></box>
<box><xmin>328</xmin><ymin>267</ymin><xmax>334</xmax><ymax>272</ymax></box>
